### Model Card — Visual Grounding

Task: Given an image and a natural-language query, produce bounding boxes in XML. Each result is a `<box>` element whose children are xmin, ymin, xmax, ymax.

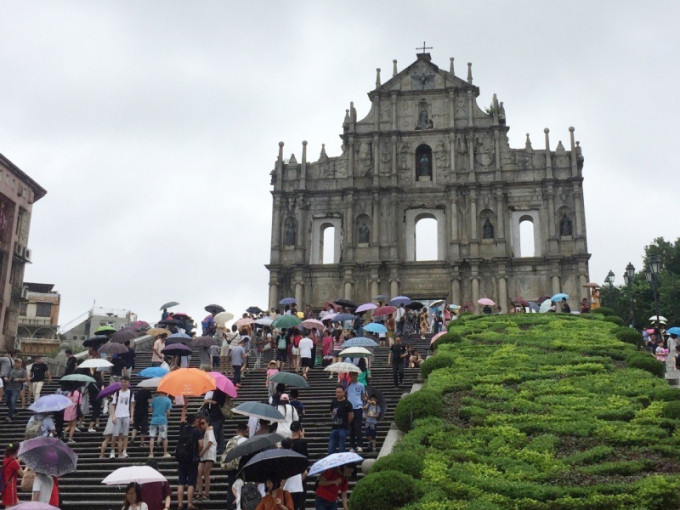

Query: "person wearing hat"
<box><xmin>266</xmin><ymin>360</ymin><xmax>279</xmax><ymax>399</ymax></box>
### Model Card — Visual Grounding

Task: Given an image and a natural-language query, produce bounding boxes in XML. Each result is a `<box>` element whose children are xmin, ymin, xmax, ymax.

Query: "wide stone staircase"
<box><xmin>0</xmin><ymin>334</ymin><xmax>432</xmax><ymax>509</ymax></box>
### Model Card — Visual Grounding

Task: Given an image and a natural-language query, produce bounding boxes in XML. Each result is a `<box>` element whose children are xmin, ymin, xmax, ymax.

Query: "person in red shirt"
<box><xmin>1</xmin><ymin>443</ymin><xmax>25</xmax><ymax>507</ymax></box>
<box><xmin>315</xmin><ymin>464</ymin><xmax>353</xmax><ymax>510</ymax></box>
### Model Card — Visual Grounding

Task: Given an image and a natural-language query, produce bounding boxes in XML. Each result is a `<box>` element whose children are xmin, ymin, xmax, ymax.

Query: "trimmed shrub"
<box><xmin>370</xmin><ymin>450</ymin><xmax>424</xmax><ymax>479</ymax></box>
<box><xmin>431</xmin><ymin>331</ymin><xmax>463</xmax><ymax>350</ymax></box>
<box><xmin>592</xmin><ymin>306</ymin><xmax>615</xmax><ymax>316</ymax></box>
<box><xmin>652</xmin><ymin>388</ymin><xmax>680</xmax><ymax>402</ymax></box>
<box><xmin>421</xmin><ymin>352</ymin><xmax>457</xmax><ymax>379</ymax></box>
<box><xmin>395</xmin><ymin>390</ymin><xmax>444</xmax><ymax>432</ymax></box>
<box><xmin>662</xmin><ymin>400</ymin><xmax>680</xmax><ymax>420</ymax></box>
<box><xmin>604</xmin><ymin>315</ymin><xmax>624</xmax><ymax>326</ymax></box>
<box><xmin>626</xmin><ymin>352</ymin><xmax>665</xmax><ymax>378</ymax></box>
<box><xmin>616</xmin><ymin>327</ymin><xmax>643</xmax><ymax>348</ymax></box>
<box><xmin>348</xmin><ymin>470</ymin><xmax>417</xmax><ymax>510</ymax></box>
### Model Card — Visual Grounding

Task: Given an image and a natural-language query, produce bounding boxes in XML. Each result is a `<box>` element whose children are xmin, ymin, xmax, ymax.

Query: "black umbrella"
<box><xmin>99</xmin><ymin>342</ymin><xmax>129</xmax><ymax>355</ymax></box>
<box><xmin>83</xmin><ymin>336</ymin><xmax>109</xmax><ymax>348</ymax></box>
<box><xmin>111</xmin><ymin>329</ymin><xmax>136</xmax><ymax>344</ymax></box>
<box><xmin>373</xmin><ymin>294</ymin><xmax>388</xmax><ymax>301</ymax></box>
<box><xmin>243</xmin><ymin>448</ymin><xmax>308</xmax><ymax>483</ymax></box>
<box><xmin>407</xmin><ymin>301</ymin><xmax>424</xmax><ymax>310</ymax></box>
<box><xmin>205</xmin><ymin>304</ymin><xmax>225</xmax><ymax>314</ymax></box>
<box><xmin>157</xmin><ymin>319</ymin><xmax>185</xmax><ymax>328</ymax></box>
<box><xmin>162</xmin><ymin>344</ymin><xmax>192</xmax><ymax>356</ymax></box>
<box><xmin>334</xmin><ymin>298</ymin><xmax>357</xmax><ymax>309</ymax></box>
<box><xmin>246</xmin><ymin>306</ymin><xmax>264</xmax><ymax>315</ymax></box>
<box><xmin>160</xmin><ymin>301</ymin><xmax>180</xmax><ymax>310</ymax></box>
<box><xmin>191</xmin><ymin>336</ymin><xmax>217</xmax><ymax>348</ymax></box>
<box><xmin>165</xmin><ymin>336</ymin><xmax>192</xmax><ymax>345</ymax></box>
<box><xmin>224</xmin><ymin>433</ymin><xmax>285</xmax><ymax>463</ymax></box>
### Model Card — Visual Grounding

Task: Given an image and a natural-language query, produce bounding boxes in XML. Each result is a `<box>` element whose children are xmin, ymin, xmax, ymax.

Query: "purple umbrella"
<box><xmin>97</xmin><ymin>382</ymin><xmax>121</xmax><ymax>400</ymax></box>
<box><xmin>19</xmin><ymin>436</ymin><xmax>77</xmax><ymax>477</ymax></box>
<box><xmin>162</xmin><ymin>343</ymin><xmax>192</xmax><ymax>356</ymax></box>
<box><xmin>14</xmin><ymin>503</ymin><xmax>61</xmax><ymax>510</ymax></box>
<box><xmin>98</xmin><ymin>342</ymin><xmax>129</xmax><ymax>355</ymax></box>
<box><xmin>279</xmin><ymin>297</ymin><xmax>296</xmax><ymax>305</ymax></box>
<box><xmin>28</xmin><ymin>394</ymin><xmax>74</xmax><ymax>413</ymax></box>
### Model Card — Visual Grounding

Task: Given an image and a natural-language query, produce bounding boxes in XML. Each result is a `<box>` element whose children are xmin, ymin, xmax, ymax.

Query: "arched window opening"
<box><xmin>322</xmin><ymin>225</ymin><xmax>335</xmax><ymax>264</ymax></box>
<box><xmin>415</xmin><ymin>144</ymin><xmax>433</xmax><ymax>181</ymax></box>
<box><xmin>519</xmin><ymin>217</ymin><xmax>535</xmax><ymax>257</ymax></box>
<box><xmin>415</xmin><ymin>217</ymin><xmax>438</xmax><ymax>261</ymax></box>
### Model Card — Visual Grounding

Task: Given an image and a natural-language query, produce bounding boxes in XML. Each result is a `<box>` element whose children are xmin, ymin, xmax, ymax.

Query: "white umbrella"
<box><xmin>102</xmin><ymin>465</ymin><xmax>167</xmax><ymax>486</ymax></box>
<box><xmin>79</xmin><ymin>358</ymin><xmax>113</xmax><ymax>369</ymax></box>
<box><xmin>649</xmin><ymin>315</ymin><xmax>667</xmax><ymax>323</ymax></box>
<box><xmin>137</xmin><ymin>377</ymin><xmax>161</xmax><ymax>388</ymax></box>
<box><xmin>339</xmin><ymin>347</ymin><xmax>374</xmax><ymax>358</ymax></box>
<box><xmin>254</xmin><ymin>316</ymin><xmax>273</xmax><ymax>326</ymax></box>
<box><xmin>214</xmin><ymin>311</ymin><xmax>235</xmax><ymax>324</ymax></box>
<box><xmin>324</xmin><ymin>362</ymin><xmax>361</xmax><ymax>374</ymax></box>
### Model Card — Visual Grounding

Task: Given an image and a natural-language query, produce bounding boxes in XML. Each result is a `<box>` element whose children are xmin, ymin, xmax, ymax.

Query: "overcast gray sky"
<box><xmin>1</xmin><ymin>1</ymin><xmax>678</xmax><ymax>328</ymax></box>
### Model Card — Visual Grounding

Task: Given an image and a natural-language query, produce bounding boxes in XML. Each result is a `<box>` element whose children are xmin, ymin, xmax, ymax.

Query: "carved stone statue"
<box><xmin>416</xmin><ymin>107</ymin><xmax>429</xmax><ymax>130</ymax></box>
<box><xmin>358</xmin><ymin>223</ymin><xmax>370</xmax><ymax>243</ymax></box>
<box><xmin>417</xmin><ymin>153</ymin><xmax>432</xmax><ymax>178</ymax></box>
<box><xmin>284</xmin><ymin>217</ymin><xmax>296</xmax><ymax>246</ymax></box>
<box><xmin>482</xmin><ymin>218</ymin><xmax>494</xmax><ymax>239</ymax></box>
<box><xmin>559</xmin><ymin>213</ymin><xmax>572</xmax><ymax>236</ymax></box>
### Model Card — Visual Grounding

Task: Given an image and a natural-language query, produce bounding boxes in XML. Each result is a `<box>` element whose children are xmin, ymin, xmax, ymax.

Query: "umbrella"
<box><xmin>272</xmin><ymin>315</ymin><xmax>301</xmax><ymax>329</ymax></box>
<box><xmin>649</xmin><ymin>315</ymin><xmax>667</xmax><ymax>323</ymax></box>
<box><xmin>191</xmin><ymin>336</ymin><xmax>217</xmax><ymax>348</ymax></box>
<box><xmin>243</xmin><ymin>449</ymin><xmax>308</xmax><ymax>483</ymax></box>
<box><xmin>79</xmin><ymin>358</ymin><xmax>113</xmax><ymax>369</ymax></box>
<box><xmin>279</xmin><ymin>297</ymin><xmax>297</xmax><ymax>305</ymax></box>
<box><xmin>166</xmin><ymin>333</ymin><xmax>192</xmax><ymax>345</ymax></box>
<box><xmin>97</xmin><ymin>382</ymin><xmax>122</xmax><ymax>400</ymax></box>
<box><xmin>461</xmin><ymin>302</ymin><xmax>475</xmax><ymax>312</ymax></box>
<box><xmin>254</xmin><ymin>317</ymin><xmax>274</xmax><ymax>326</ymax></box>
<box><xmin>321</xmin><ymin>312</ymin><xmax>337</xmax><ymax>321</ymax></box>
<box><xmin>209</xmin><ymin>371</ymin><xmax>238</xmax><ymax>398</ymax></box>
<box><xmin>205</xmin><ymin>304</ymin><xmax>225</xmax><ymax>315</ymax></box>
<box><xmin>308</xmin><ymin>452</ymin><xmax>363</xmax><ymax>477</ymax></box>
<box><xmin>232</xmin><ymin>401</ymin><xmax>284</xmax><ymax>422</ymax></box>
<box><xmin>137</xmin><ymin>377</ymin><xmax>161</xmax><ymax>389</ymax></box>
<box><xmin>430</xmin><ymin>331</ymin><xmax>446</xmax><ymax>346</ymax></box>
<box><xmin>29</xmin><ymin>394</ymin><xmax>74</xmax><ymax>414</ymax></box>
<box><xmin>138</xmin><ymin>366</ymin><xmax>169</xmax><ymax>378</ymax></box>
<box><xmin>127</xmin><ymin>321</ymin><xmax>150</xmax><ymax>332</ymax></box>
<box><xmin>355</xmin><ymin>303</ymin><xmax>377</xmax><ymax>313</ymax></box>
<box><xmin>214</xmin><ymin>311</ymin><xmax>235</xmax><ymax>324</ymax></box>
<box><xmin>334</xmin><ymin>313</ymin><xmax>356</xmax><ymax>322</ymax></box>
<box><xmin>111</xmin><ymin>329</ymin><xmax>136</xmax><ymax>344</ymax></box>
<box><xmin>539</xmin><ymin>300</ymin><xmax>553</xmax><ymax>314</ymax></box>
<box><xmin>162</xmin><ymin>343</ymin><xmax>192</xmax><ymax>356</ymax></box>
<box><xmin>583</xmin><ymin>283</ymin><xmax>600</xmax><ymax>289</ymax></box>
<box><xmin>160</xmin><ymin>301</ymin><xmax>180</xmax><ymax>310</ymax></box>
<box><xmin>98</xmin><ymin>342</ymin><xmax>129</xmax><ymax>355</ymax></box>
<box><xmin>270</xmin><ymin>371</ymin><xmax>310</xmax><ymax>389</ymax></box>
<box><xmin>334</xmin><ymin>298</ymin><xmax>357</xmax><ymax>309</ymax></box>
<box><xmin>668</xmin><ymin>327</ymin><xmax>680</xmax><ymax>336</ymax></box>
<box><xmin>373</xmin><ymin>294</ymin><xmax>388</xmax><ymax>301</ymax></box>
<box><xmin>300</xmin><ymin>318</ymin><xmax>325</xmax><ymax>330</ymax></box>
<box><xmin>236</xmin><ymin>317</ymin><xmax>255</xmax><ymax>327</ymax></box>
<box><xmin>449</xmin><ymin>304</ymin><xmax>461</xmax><ymax>310</ymax></box>
<box><xmin>61</xmin><ymin>374</ymin><xmax>96</xmax><ymax>384</ymax></box>
<box><xmin>528</xmin><ymin>302</ymin><xmax>540</xmax><ymax>312</ymax></box>
<box><xmin>324</xmin><ymin>362</ymin><xmax>361</xmax><ymax>374</ymax></box>
<box><xmin>158</xmin><ymin>318</ymin><xmax>185</xmax><ymax>328</ymax></box>
<box><xmin>14</xmin><ymin>503</ymin><xmax>61</xmax><ymax>510</ymax></box>
<box><xmin>102</xmin><ymin>465</ymin><xmax>167</xmax><ymax>486</ymax></box>
<box><xmin>478</xmin><ymin>298</ymin><xmax>495</xmax><ymax>306</ymax></box>
<box><xmin>339</xmin><ymin>347</ymin><xmax>374</xmax><ymax>358</ymax></box>
<box><xmin>158</xmin><ymin>368</ymin><xmax>216</xmax><ymax>397</ymax></box>
<box><xmin>551</xmin><ymin>293</ymin><xmax>569</xmax><ymax>302</ymax></box>
<box><xmin>429</xmin><ymin>299</ymin><xmax>445</xmax><ymax>308</ymax></box>
<box><xmin>512</xmin><ymin>296</ymin><xmax>530</xmax><ymax>307</ymax></box>
<box><xmin>390</xmin><ymin>296</ymin><xmax>412</xmax><ymax>307</ymax></box>
<box><xmin>223</xmin><ymin>432</ymin><xmax>285</xmax><ymax>463</ymax></box>
<box><xmin>407</xmin><ymin>301</ymin><xmax>424</xmax><ymax>310</ymax></box>
<box><xmin>147</xmin><ymin>327</ymin><xmax>172</xmax><ymax>337</ymax></box>
<box><xmin>341</xmin><ymin>337</ymin><xmax>379</xmax><ymax>348</ymax></box>
<box><xmin>19</xmin><ymin>436</ymin><xmax>77</xmax><ymax>477</ymax></box>
<box><xmin>373</xmin><ymin>305</ymin><xmax>397</xmax><ymax>317</ymax></box>
<box><xmin>363</xmin><ymin>323</ymin><xmax>387</xmax><ymax>334</ymax></box>
<box><xmin>536</xmin><ymin>296</ymin><xmax>550</xmax><ymax>304</ymax></box>
<box><xmin>94</xmin><ymin>325</ymin><xmax>116</xmax><ymax>336</ymax></box>
<box><xmin>247</xmin><ymin>306</ymin><xmax>264</xmax><ymax>315</ymax></box>
<box><xmin>171</xmin><ymin>312</ymin><xmax>191</xmax><ymax>320</ymax></box>
<box><xmin>82</xmin><ymin>336</ymin><xmax>109</xmax><ymax>348</ymax></box>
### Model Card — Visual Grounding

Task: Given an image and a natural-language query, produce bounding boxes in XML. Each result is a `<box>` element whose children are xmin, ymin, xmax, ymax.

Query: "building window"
<box><xmin>19</xmin><ymin>302</ymin><xmax>27</xmax><ymax>316</ymax></box>
<box><xmin>35</xmin><ymin>303</ymin><xmax>51</xmax><ymax>317</ymax></box>
<box><xmin>322</xmin><ymin>225</ymin><xmax>336</xmax><ymax>264</ymax></box>
<box><xmin>519</xmin><ymin>217</ymin><xmax>535</xmax><ymax>257</ymax></box>
<box><xmin>415</xmin><ymin>144</ymin><xmax>433</xmax><ymax>181</ymax></box>
<box><xmin>415</xmin><ymin>216</ymin><xmax>438</xmax><ymax>261</ymax></box>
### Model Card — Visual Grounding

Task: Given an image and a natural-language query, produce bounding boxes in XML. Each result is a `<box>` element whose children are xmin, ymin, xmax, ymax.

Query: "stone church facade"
<box><xmin>267</xmin><ymin>52</ymin><xmax>590</xmax><ymax>312</ymax></box>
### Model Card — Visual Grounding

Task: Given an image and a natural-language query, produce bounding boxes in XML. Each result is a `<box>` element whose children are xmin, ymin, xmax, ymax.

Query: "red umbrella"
<box><xmin>512</xmin><ymin>296</ymin><xmax>530</xmax><ymax>307</ymax></box>
<box><xmin>373</xmin><ymin>305</ymin><xmax>397</xmax><ymax>317</ymax></box>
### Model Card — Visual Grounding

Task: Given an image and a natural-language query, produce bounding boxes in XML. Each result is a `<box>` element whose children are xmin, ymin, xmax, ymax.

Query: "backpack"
<box><xmin>25</xmin><ymin>416</ymin><xmax>46</xmax><ymax>439</ymax></box>
<box><xmin>221</xmin><ymin>396</ymin><xmax>234</xmax><ymax>419</ymax></box>
<box><xmin>175</xmin><ymin>425</ymin><xmax>198</xmax><ymax>464</ymax></box>
<box><xmin>240</xmin><ymin>482</ymin><xmax>262</xmax><ymax>510</ymax></box>
<box><xmin>277</xmin><ymin>335</ymin><xmax>287</xmax><ymax>350</ymax></box>
<box><xmin>219</xmin><ymin>435</ymin><xmax>242</xmax><ymax>471</ymax></box>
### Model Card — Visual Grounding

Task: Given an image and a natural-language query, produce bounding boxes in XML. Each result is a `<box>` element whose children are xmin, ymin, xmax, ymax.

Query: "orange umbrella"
<box><xmin>157</xmin><ymin>368</ymin><xmax>216</xmax><ymax>397</ymax></box>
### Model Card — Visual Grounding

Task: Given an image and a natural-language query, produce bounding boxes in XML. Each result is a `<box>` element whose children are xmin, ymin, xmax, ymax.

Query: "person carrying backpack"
<box><xmin>176</xmin><ymin>410</ymin><xmax>202</xmax><ymax>510</ymax></box>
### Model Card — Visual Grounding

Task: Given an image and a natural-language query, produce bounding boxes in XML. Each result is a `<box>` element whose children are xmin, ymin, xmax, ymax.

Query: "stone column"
<box><xmin>344</xmin><ymin>281</ymin><xmax>353</xmax><ymax>300</ymax></box>
<box><xmin>373</xmin><ymin>96</ymin><xmax>380</xmax><ymax>131</ymax></box>
<box><xmin>450</xmin><ymin>276</ymin><xmax>461</xmax><ymax>305</ymax></box>
<box><xmin>349</xmin><ymin>136</ymin><xmax>355</xmax><ymax>176</ymax></box>
<box><xmin>578</xmin><ymin>273</ymin><xmax>588</xmax><ymax>301</ymax></box>
<box><xmin>372</xmin><ymin>193</ymin><xmax>380</xmax><ymax>244</ymax></box>
<box><xmin>269</xmin><ymin>280</ymin><xmax>279</xmax><ymax>311</ymax></box>
<box><xmin>295</xmin><ymin>281</ymin><xmax>304</xmax><ymax>307</ymax></box>
<box><xmin>346</xmin><ymin>191</ymin><xmax>354</xmax><ymax>258</ymax></box>
<box><xmin>390</xmin><ymin>279</ymin><xmax>399</xmax><ymax>299</ymax></box>
<box><xmin>373</xmin><ymin>134</ymin><xmax>380</xmax><ymax>186</ymax></box>
<box><xmin>498</xmin><ymin>276</ymin><xmax>508</xmax><ymax>314</ymax></box>
<box><xmin>449</xmin><ymin>90</ymin><xmax>455</xmax><ymax>129</ymax></box>
<box><xmin>494</xmin><ymin>188</ymin><xmax>505</xmax><ymax>239</ymax></box>
<box><xmin>470</xmin><ymin>188</ymin><xmax>478</xmax><ymax>241</ymax></box>
<box><xmin>573</xmin><ymin>185</ymin><xmax>585</xmax><ymax>238</ymax></box>
<box><xmin>552</xmin><ymin>275</ymin><xmax>561</xmax><ymax>295</ymax></box>
<box><xmin>271</xmin><ymin>196</ymin><xmax>282</xmax><ymax>248</ymax></box>
<box><xmin>544</xmin><ymin>128</ymin><xmax>553</xmax><ymax>180</ymax></box>
<box><xmin>300</xmin><ymin>140</ymin><xmax>307</xmax><ymax>189</ymax></box>
<box><xmin>471</xmin><ymin>275</ymin><xmax>480</xmax><ymax>313</ymax></box>
<box><xmin>371</xmin><ymin>279</ymin><xmax>379</xmax><ymax>300</ymax></box>
<box><xmin>391</xmin><ymin>94</ymin><xmax>397</xmax><ymax>131</ymax></box>
<box><xmin>391</xmin><ymin>191</ymin><xmax>399</xmax><ymax>258</ymax></box>
<box><xmin>450</xmin><ymin>194</ymin><xmax>458</xmax><ymax>240</ymax></box>
<box><xmin>569</xmin><ymin>126</ymin><xmax>578</xmax><ymax>178</ymax></box>
<box><xmin>546</xmin><ymin>186</ymin><xmax>556</xmax><ymax>239</ymax></box>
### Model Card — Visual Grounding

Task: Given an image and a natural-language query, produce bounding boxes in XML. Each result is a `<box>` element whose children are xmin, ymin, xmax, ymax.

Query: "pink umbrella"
<box><xmin>355</xmin><ymin>303</ymin><xmax>377</xmax><ymax>313</ymax></box>
<box><xmin>430</xmin><ymin>331</ymin><xmax>447</xmax><ymax>345</ymax></box>
<box><xmin>373</xmin><ymin>305</ymin><xmax>397</xmax><ymax>317</ymax></box>
<box><xmin>236</xmin><ymin>317</ymin><xmax>254</xmax><ymax>327</ymax></box>
<box><xmin>209</xmin><ymin>371</ymin><xmax>238</xmax><ymax>398</ymax></box>
<box><xmin>300</xmin><ymin>319</ymin><xmax>325</xmax><ymax>330</ymax></box>
<box><xmin>478</xmin><ymin>298</ymin><xmax>495</xmax><ymax>306</ymax></box>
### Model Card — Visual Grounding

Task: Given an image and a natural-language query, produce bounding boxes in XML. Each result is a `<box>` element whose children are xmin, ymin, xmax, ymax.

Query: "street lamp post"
<box><xmin>623</xmin><ymin>262</ymin><xmax>635</xmax><ymax>327</ymax></box>
<box><xmin>604</xmin><ymin>270</ymin><xmax>615</xmax><ymax>307</ymax></box>
<box><xmin>645</xmin><ymin>255</ymin><xmax>662</xmax><ymax>324</ymax></box>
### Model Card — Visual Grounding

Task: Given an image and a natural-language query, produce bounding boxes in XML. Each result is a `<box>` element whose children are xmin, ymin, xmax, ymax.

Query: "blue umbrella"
<box><xmin>334</xmin><ymin>313</ymin><xmax>356</xmax><ymax>322</ymax></box>
<box><xmin>308</xmin><ymin>452</ymin><xmax>363</xmax><ymax>477</ymax></box>
<box><xmin>166</xmin><ymin>332</ymin><xmax>192</xmax><ymax>344</ymax></box>
<box><xmin>390</xmin><ymin>295</ymin><xmax>412</xmax><ymax>307</ymax></box>
<box><xmin>551</xmin><ymin>293</ymin><xmax>569</xmax><ymax>302</ymax></box>
<box><xmin>363</xmin><ymin>323</ymin><xmax>387</xmax><ymax>334</ymax></box>
<box><xmin>668</xmin><ymin>327</ymin><xmax>680</xmax><ymax>336</ymax></box>
<box><xmin>28</xmin><ymin>394</ymin><xmax>74</xmax><ymax>413</ymax></box>
<box><xmin>138</xmin><ymin>366</ymin><xmax>169</xmax><ymax>379</ymax></box>
<box><xmin>341</xmin><ymin>337</ymin><xmax>379</xmax><ymax>348</ymax></box>
<box><xmin>279</xmin><ymin>297</ymin><xmax>296</xmax><ymax>305</ymax></box>
<box><xmin>528</xmin><ymin>302</ymin><xmax>540</xmax><ymax>312</ymax></box>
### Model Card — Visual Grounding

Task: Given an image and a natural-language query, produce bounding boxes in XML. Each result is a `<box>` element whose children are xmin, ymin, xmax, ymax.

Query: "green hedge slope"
<box><xmin>352</xmin><ymin>314</ymin><xmax>680</xmax><ymax>509</ymax></box>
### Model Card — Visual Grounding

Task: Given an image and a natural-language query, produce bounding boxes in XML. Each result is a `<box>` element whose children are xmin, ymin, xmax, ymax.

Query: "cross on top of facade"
<box><xmin>416</xmin><ymin>41</ymin><xmax>433</xmax><ymax>54</ymax></box>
